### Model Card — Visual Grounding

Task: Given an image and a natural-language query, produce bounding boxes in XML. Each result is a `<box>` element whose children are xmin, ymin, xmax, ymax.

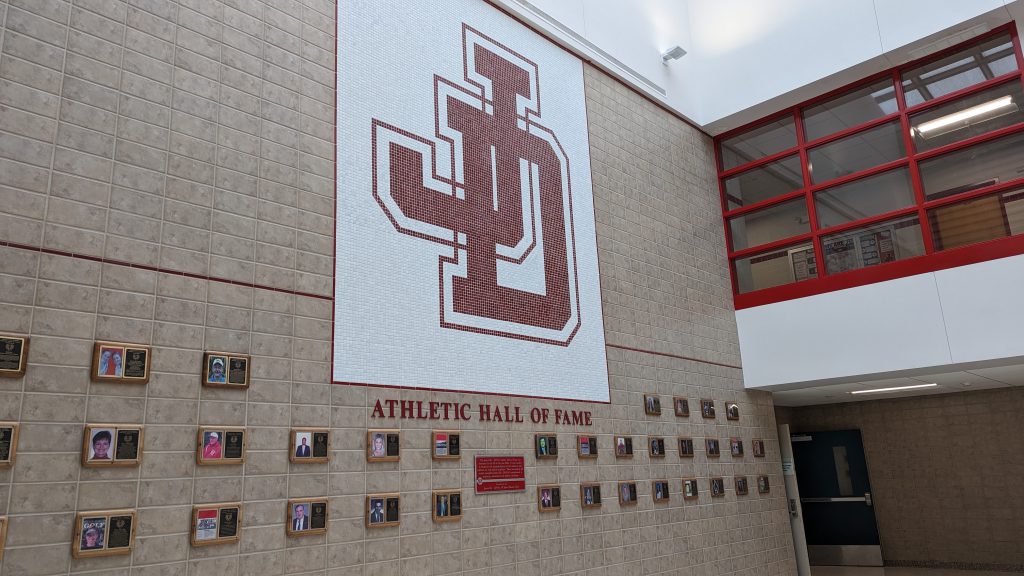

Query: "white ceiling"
<box><xmin>772</xmin><ymin>364</ymin><xmax>1024</xmax><ymax>406</ymax></box>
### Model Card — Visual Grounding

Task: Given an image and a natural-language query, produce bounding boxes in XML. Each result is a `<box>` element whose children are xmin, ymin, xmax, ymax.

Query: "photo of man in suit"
<box><xmin>436</xmin><ymin>494</ymin><xmax>448</xmax><ymax>517</ymax></box>
<box><xmin>294</xmin><ymin>433</ymin><xmax>311</xmax><ymax>458</ymax></box>
<box><xmin>292</xmin><ymin>504</ymin><xmax>309</xmax><ymax>531</ymax></box>
<box><xmin>369</xmin><ymin>499</ymin><xmax>385</xmax><ymax>524</ymax></box>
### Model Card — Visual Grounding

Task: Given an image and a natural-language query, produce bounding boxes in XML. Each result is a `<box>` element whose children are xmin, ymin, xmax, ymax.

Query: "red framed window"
<box><xmin>715</xmin><ymin>25</ymin><xmax>1024</xmax><ymax>309</ymax></box>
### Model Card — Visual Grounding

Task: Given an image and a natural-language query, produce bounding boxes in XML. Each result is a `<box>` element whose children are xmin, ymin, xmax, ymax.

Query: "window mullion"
<box><xmin>894</xmin><ymin>69</ymin><xmax>936</xmax><ymax>255</ymax></box>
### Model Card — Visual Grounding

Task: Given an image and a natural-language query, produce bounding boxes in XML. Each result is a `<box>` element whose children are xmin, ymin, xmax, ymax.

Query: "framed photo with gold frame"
<box><xmin>735</xmin><ymin>476</ymin><xmax>749</xmax><ymax>496</ymax></box>
<box><xmin>643</xmin><ymin>393</ymin><xmax>661</xmax><ymax>415</ymax></box>
<box><xmin>91</xmin><ymin>341</ymin><xmax>150</xmax><ymax>384</ymax></box>
<box><xmin>432</xmin><ymin>430</ymin><xmax>461</xmax><ymax>460</ymax></box>
<box><xmin>366</xmin><ymin>493</ymin><xmax>400</xmax><ymax>528</ymax></box>
<box><xmin>82</xmin><ymin>424</ymin><xmax>144</xmax><ymax>467</ymax></box>
<box><xmin>191</xmin><ymin>503</ymin><xmax>241</xmax><ymax>546</ymax></box>
<box><xmin>367</xmin><ymin>429</ymin><xmax>400</xmax><ymax>462</ymax></box>
<box><xmin>726</xmin><ymin>402</ymin><xmax>740</xmax><ymax>420</ymax></box>
<box><xmin>0</xmin><ymin>422</ymin><xmax>19</xmax><ymax>468</ymax></box>
<box><xmin>673</xmin><ymin>396</ymin><xmax>689</xmax><ymax>417</ymax></box>
<box><xmin>432</xmin><ymin>490</ymin><xmax>462</xmax><ymax>522</ymax></box>
<box><xmin>613</xmin><ymin>435</ymin><xmax>633</xmax><ymax>458</ymax></box>
<box><xmin>682</xmin><ymin>477</ymin><xmax>699</xmax><ymax>500</ymax></box>
<box><xmin>652</xmin><ymin>480</ymin><xmax>670</xmax><ymax>503</ymax></box>
<box><xmin>758</xmin><ymin>475</ymin><xmax>771</xmax><ymax>494</ymax></box>
<box><xmin>710</xmin><ymin>477</ymin><xmax>725</xmax><ymax>498</ymax></box>
<box><xmin>730</xmin><ymin>437</ymin><xmax>744</xmax><ymax>457</ymax></box>
<box><xmin>72</xmin><ymin>509</ymin><xmax>136</xmax><ymax>558</ymax></box>
<box><xmin>287</xmin><ymin>498</ymin><xmax>328</xmax><ymax>536</ymax></box>
<box><xmin>290</xmin><ymin>428</ymin><xmax>330</xmax><ymax>463</ymax></box>
<box><xmin>202</xmin><ymin>351</ymin><xmax>251</xmax><ymax>389</ymax></box>
<box><xmin>580</xmin><ymin>483</ymin><xmax>602</xmax><ymax>508</ymax></box>
<box><xmin>577</xmin><ymin>435</ymin><xmax>598</xmax><ymax>458</ymax></box>
<box><xmin>678</xmin><ymin>437</ymin><xmax>694</xmax><ymax>458</ymax></box>
<box><xmin>0</xmin><ymin>335</ymin><xmax>28</xmax><ymax>378</ymax></box>
<box><xmin>537</xmin><ymin>484</ymin><xmax>561</xmax><ymax>512</ymax></box>
<box><xmin>700</xmin><ymin>399</ymin><xmax>715</xmax><ymax>419</ymax></box>
<box><xmin>196</xmin><ymin>426</ymin><xmax>246</xmax><ymax>465</ymax></box>
<box><xmin>618</xmin><ymin>481</ymin><xmax>638</xmax><ymax>505</ymax></box>
<box><xmin>649</xmin><ymin>436</ymin><xmax>666</xmax><ymax>458</ymax></box>
<box><xmin>0</xmin><ymin>516</ymin><xmax>7</xmax><ymax>561</ymax></box>
<box><xmin>534</xmin><ymin>433</ymin><xmax>558</xmax><ymax>459</ymax></box>
<box><xmin>752</xmin><ymin>438</ymin><xmax>766</xmax><ymax>458</ymax></box>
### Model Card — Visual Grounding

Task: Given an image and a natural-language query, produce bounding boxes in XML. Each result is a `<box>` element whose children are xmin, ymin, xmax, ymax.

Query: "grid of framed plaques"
<box><xmin>82</xmin><ymin>425</ymin><xmax>144</xmax><ymax>467</ymax></box>
<box><xmin>73</xmin><ymin>510</ymin><xmax>136</xmax><ymax>558</ymax></box>
<box><xmin>191</xmin><ymin>503</ymin><xmax>241</xmax><ymax>546</ymax></box>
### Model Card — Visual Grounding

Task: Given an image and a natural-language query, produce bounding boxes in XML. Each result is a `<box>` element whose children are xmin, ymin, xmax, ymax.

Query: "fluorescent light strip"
<box><xmin>916</xmin><ymin>95</ymin><xmax>1014</xmax><ymax>134</ymax></box>
<box><xmin>850</xmin><ymin>383</ymin><xmax>938</xmax><ymax>395</ymax></box>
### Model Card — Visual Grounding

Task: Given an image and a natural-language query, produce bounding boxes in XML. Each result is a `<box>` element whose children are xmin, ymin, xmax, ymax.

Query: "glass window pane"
<box><xmin>724</xmin><ymin>155</ymin><xmax>803</xmax><ymax>209</ymax></box>
<box><xmin>815</xmin><ymin>168</ymin><xmax>915</xmax><ymax>229</ymax></box>
<box><xmin>734</xmin><ymin>243</ymin><xmax>816</xmax><ymax>294</ymax></box>
<box><xmin>822</xmin><ymin>216</ymin><xmax>925</xmax><ymax>275</ymax></box>
<box><xmin>720</xmin><ymin>116</ymin><xmax>798</xmax><ymax>171</ymax></box>
<box><xmin>902</xmin><ymin>34</ymin><xmax>1017</xmax><ymax>107</ymax></box>
<box><xmin>929</xmin><ymin>187</ymin><xmax>1024</xmax><ymax>251</ymax></box>
<box><xmin>919</xmin><ymin>131</ymin><xmax>1024</xmax><ymax>200</ymax></box>
<box><xmin>728</xmin><ymin>198</ymin><xmax>809</xmax><ymax>251</ymax></box>
<box><xmin>910</xmin><ymin>80</ymin><xmax>1024</xmax><ymax>152</ymax></box>
<box><xmin>803</xmin><ymin>79</ymin><xmax>898</xmax><ymax>141</ymax></box>
<box><xmin>808</xmin><ymin>122</ymin><xmax>905</xmax><ymax>184</ymax></box>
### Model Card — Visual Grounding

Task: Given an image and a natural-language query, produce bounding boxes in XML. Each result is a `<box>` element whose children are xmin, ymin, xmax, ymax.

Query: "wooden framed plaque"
<box><xmin>758</xmin><ymin>475</ymin><xmax>771</xmax><ymax>494</ymax></box>
<box><xmin>577</xmin><ymin>435</ymin><xmax>598</xmax><ymax>458</ymax></box>
<box><xmin>752</xmin><ymin>438</ymin><xmax>766</xmax><ymax>457</ymax></box>
<box><xmin>0</xmin><ymin>422</ymin><xmax>19</xmax><ymax>468</ymax></box>
<box><xmin>735</xmin><ymin>476</ymin><xmax>749</xmax><ymax>496</ymax></box>
<box><xmin>432</xmin><ymin>490</ymin><xmax>462</xmax><ymax>523</ymax></box>
<box><xmin>82</xmin><ymin>424</ymin><xmax>144</xmax><ymax>467</ymax></box>
<box><xmin>580</xmin><ymin>483</ymin><xmax>602</xmax><ymax>509</ymax></box>
<box><xmin>537</xmin><ymin>484</ymin><xmax>561</xmax><ymax>512</ymax></box>
<box><xmin>290</xmin><ymin>428</ymin><xmax>330</xmax><ymax>463</ymax></box>
<box><xmin>196</xmin><ymin>426</ymin><xmax>246</xmax><ymax>465</ymax></box>
<box><xmin>534</xmin><ymin>433</ymin><xmax>558</xmax><ymax>459</ymax></box>
<box><xmin>617</xmin><ymin>481</ymin><xmax>638</xmax><ymax>506</ymax></box>
<box><xmin>202</xmin><ymin>351</ymin><xmax>251</xmax><ymax>389</ymax></box>
<box><xmin>287</xmin><ymin>498</ymin><xmax>328</xmax><ymax>536</ymax></box>
<box><xmin>652</xmin><ymin>480</ymin><xmax>670</xmax><ymax>503</ymax></box>
<box><xmin>0</xmin><ymin>335</ymin><xmax>28</xmax><ymax>377</ymax></box>
<box><xmin>613</xmin><ymin>435</ymin><xmax>633</xmax><ymax>458</ymax></box>
<box><xmin>673</xmin><ymin>396</ymin><xmax>689</xmax><ymax>417</ymax></box>
<box><xmin>366</xmin><ymin>493</ymin><xmax>400</xmax><ymax>528</ymax></box>
<box><xmin>643</xmin><ymin>393</ymin><xmax>661</xmax><ymax>415</ymax></box>
<box><xmin>726</xmin><ymin>402</ymin><xmax>740</xmax><ymax>420</ymax></box>
<box><xmin>648</xmin><ymin>436</ymin><xmax>666</xmax><ymax>458</ymax></box>
<box><xmin>705</xmin><ymin>438</ymin><xmax>721</xmax><ymax>457</ymax></box>
<box><xmin>367</xmin><ymin>429</ymin><xmax>400</xmax><ymax>462</ymax></box>
<box><xmin>191</xmin><ymin>503</ymin><xmax>241</xmax><ymax>546</ymax></box>
<box><xmin>72</xmin><ymin>509</ymin><xmax>136</xmax><ymax>558</ymax></box>
<box><xmin>710</xmin><ymin>477</ymin><xmax>725</xmax><ymax>498</ymax></box>
<box><xmin>730</xmin><ymin>437</ymin><xmax>744</xmax><ymax>457</ymax></box>
<box><xmin>678</xmin><ymin>437</ymin><xmax>695</xmax><ymax>458</ymax></box>
<box><xmin>683</xmin><ymin>478</ymin><xmax>699</xmax><ymax>500</ymax></box>
<box><xmin>700</xmin><ymin>399</ymin><xmax>715</xmax><ymax>419</ymax></box>
<box><xmin>432</xmin><ymin>430</ymin><xmax>461</xmax><ymax>460</ymax></box>
<box><xmin>91</xmin><ymin>341</ymin><xmax>150</xmax><ymax>384</ymax></box>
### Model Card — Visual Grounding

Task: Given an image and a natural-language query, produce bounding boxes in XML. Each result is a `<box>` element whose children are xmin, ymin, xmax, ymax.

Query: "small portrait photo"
<box><xmin>683</xmin><ymin>478</ymin><xmax>699</xmax><ymax>500</ymax></box>
<box><xmin>537</xmin><ymin>485</ymin><xmax>561</xmax><ymax>512</ymax></box>
<box><xmin>535</xmin><ymin>434</ymin><xmax>558</xmax><ymax>459</ymax></box>
<box><xmin>752</xmin><ymin>439</ymin><xmax>766</xmax><ymax>458</ymax></box>
<box><xmin>87</xmin><ymin>428</ymin><xmax>115</xmax><ymax>462</ymax></box>
<box><xmin>701</xmin><ymin>399</ymin><xmax>716</xmax><ymax>419</ymax></box>
<box><xmin>644</xmin><ymin>394</ymin><xmax>661</xmax><ymax>415</ymax></box>
<box><xmin>578</xmin><ymin>435</ymin><xmax>598</xmax><ymax>458</ymax></box>
<box><xmin>0</xmin><ymin>423</ymin><xmax>18</xmax><ymax>467</ymax></box>
<box><xmin>203</xmin><ymin>431</ymin><xmax>222</xmax><ymax>460</ymax></box>
<box><xmin>735</xmin><ymin>476</ymin><xmax>749</xmax><ymax>496</ymax></box>
<box><xmin>711</xmin><ymin>477</ymin><xmax>725</xmax><ymax>498</ymax></box>
<box><xmin>652</xmin><ymin>480</ymin><xmax>670</xmax><ymax>502</ymax></box>
<box><xmin>673</xmin><ymin>397</ymin><xmax>689</xmax><ymax>417</ymax></box>
<box><xmin>618</xmin><ymin>482</ymin><xmax>638</xmax><ymax>505</ymax></box>
<box><xmin>730</xmin><ymin>438</ymin><xmax>744</xmax><ymax>457</ymax></box>
<box><xmin>679</xmin><ymin>437</ymin><xmax>695</xmax><ymax>457</ymax></box>
<box><xmin>367</xmin><ymin>430</ymin><xmax>400</xmax><ymax>462</ymax></box>
<box><xmin>649</xmin><ymin>437</ymin><xmax>665</xmax><ymax>458</ymax></box>
<box><xmin>758</xmin><ymin>475</ymin><xmax>771</xmax><ymax>494</ymax></box>
<box><xmin>80</xmin><ymin>517</ymin><xmax>106</xmax><ymax>551</ymax></box>
<box><xmin>726</xmin><ymin>402</ymin><xmax>740</xmax><ymax>420</ymax></box>
<box><xmin>706</xmin><ymin>438</ymin><xmax>721</xmax><ymax>457</ymax></box>
<box><xmin>207</xmin><ymin>355</ymin><xmax>228</xmax><ymax>384</ymax></box>
<box><xmin>97</xmin><ymin>346</ymin><xmax>124</xmax><ymax>378</ymax></box>
<box><xmin>0</xmin><ymin>335</ymin><xmax>28</xmax><ymax>377</ymax></box>
<box><xmin>581</xmin><ymin>483</ymin><xmax>602</xmax><ymax>508</ymax></box>
<box><xmin>614</xmin><ymin>436</ymin><xmax>633</xmax><ymax>458</ymax></box>
<box><xmin>294</xmin><ymin>432</ymin><xmax>312</xmax><ymax>458</ymax></box>
<box><xmin>202</xmin><ymin>352</ymin><xmax>251</xmax><ymax>388</ymax></box>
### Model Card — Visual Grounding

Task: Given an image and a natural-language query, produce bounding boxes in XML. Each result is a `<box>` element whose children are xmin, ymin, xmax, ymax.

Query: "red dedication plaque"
<box><xmin>474</xmin><ymin>456</ymin><xmax>526</xmax><ymax>494</ymax></box>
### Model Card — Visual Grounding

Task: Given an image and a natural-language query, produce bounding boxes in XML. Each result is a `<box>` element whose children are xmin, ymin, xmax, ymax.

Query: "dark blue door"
<box><xmin>791</xmin><ymin>429</ymin><xmax>882</xmax><ymax>566</ymax></box>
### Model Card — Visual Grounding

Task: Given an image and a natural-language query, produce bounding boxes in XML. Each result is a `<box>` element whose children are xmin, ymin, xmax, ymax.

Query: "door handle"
<box><xmin>865</xmin><ymin>492</ymin><xmax>872</xmax><ymax>507</ymax></box>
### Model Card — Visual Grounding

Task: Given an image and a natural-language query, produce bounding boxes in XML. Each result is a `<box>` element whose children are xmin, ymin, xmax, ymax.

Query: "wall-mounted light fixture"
<box><xmin>661</xmin><ymin>46</ymin><xmax>686</xmax><ymax>65</ymax></box>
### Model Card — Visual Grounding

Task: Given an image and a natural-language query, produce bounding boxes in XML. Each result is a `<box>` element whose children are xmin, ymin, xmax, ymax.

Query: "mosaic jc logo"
<box><xmin>372</xmin><ymin>25</ymin><xmax>581</xmax><ymax>345</ymax></box>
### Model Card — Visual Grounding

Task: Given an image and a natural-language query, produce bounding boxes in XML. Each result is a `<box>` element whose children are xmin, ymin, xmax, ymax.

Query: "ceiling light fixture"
<box><xmin>661</xmin><ymin>46</ymin><xmax>687</xmax><ymax>65</ymax></box>
<box><xmin>850</xmin><ymin>383</ymin><xmax>938</xmax><ymax>395</ymax></box>
<box><xmin>915</xmin><ymin>95</ymin><xmax>1017</xmax><ymax>138</ymax></box>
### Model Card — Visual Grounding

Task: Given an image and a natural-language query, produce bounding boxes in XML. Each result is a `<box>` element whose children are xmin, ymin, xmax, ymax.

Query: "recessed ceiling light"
<box><xmin>850</xmin><ymin>383</ymin><xmax>938</xmax><ymax>395</ymax></box>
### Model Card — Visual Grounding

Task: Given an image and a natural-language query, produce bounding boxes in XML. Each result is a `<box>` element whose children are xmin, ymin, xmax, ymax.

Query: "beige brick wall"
<box><xmin>778</xmin><ymin>388</ymin><xmax>1024</xmax><ymax>570</ymax></box>
<box><xmin>0</xmin><ymin>0</ymin><xmax>795</xmax><ymax>574</ymax></box>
